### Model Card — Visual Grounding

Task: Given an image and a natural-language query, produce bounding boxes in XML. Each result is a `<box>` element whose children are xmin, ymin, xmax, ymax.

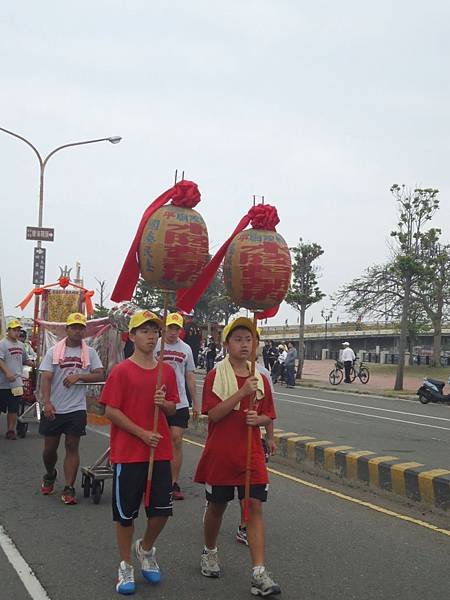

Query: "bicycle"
<box><xmin>329</xmin><ymin>360</ymin><xmax>370</xmax><ymax>385</ymax></box>
<box><xmin>351</xmin><ymin>360</ymin><xmax>370</xmax><ymax>384</ymax></box>
<box><xmin>328</xmin><ymin>360</ymin><xmax>344</xmax><ymax>385</ymax></box>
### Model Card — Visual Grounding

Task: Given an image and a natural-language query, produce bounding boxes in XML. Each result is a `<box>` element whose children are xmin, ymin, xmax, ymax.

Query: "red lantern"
<box><xmin>223</xmin><ymin>205</ymin><xmax>291</xmax><ymax>311</ymax></box>
<box><xmin>139</xmin><ymin>203</ymin><xmax>209</xmax><ymax>290</ymax></box>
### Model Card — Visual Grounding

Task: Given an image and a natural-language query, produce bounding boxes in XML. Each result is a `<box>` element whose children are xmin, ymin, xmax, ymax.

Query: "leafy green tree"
<box><xmin>285</xmin><ymin>239</ymin><xmax>325</xmax><ymax>378</ymax></box>
<box><xmin>390</xmin><ymin>185</ymin><xmax>440</xmax><ymax>389</ymax></box>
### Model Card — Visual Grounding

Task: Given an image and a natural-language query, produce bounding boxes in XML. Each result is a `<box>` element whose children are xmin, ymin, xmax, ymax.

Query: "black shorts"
<box><xmin>205</xmin><ymin>483</ymin><xmax>269</xmax><ymax>504</ymax></box>
<box><xmin>39</xmin><ymin>410</ymin><xmax>87</xmax><ymax>437</ymax></box>
<box><xmin>167</xmin><ymin>406</ymin><xmax>189</xmax><ymax>429</ymax></box>
<box><xmin>113</xmin><ymin>460</ymin><xmax>173</xmax><ymax>526</ymax></box>
<box><xmin>0</xmin><ymin>389</ymin><xmax>19</xmax><ymax>414</ymax></box>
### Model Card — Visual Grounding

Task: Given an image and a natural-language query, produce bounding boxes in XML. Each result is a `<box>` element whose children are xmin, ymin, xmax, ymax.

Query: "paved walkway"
<box><xmin>299</xmin><ymin>359</ymin><xmax>429</xmax><ymax>395</ymax></box>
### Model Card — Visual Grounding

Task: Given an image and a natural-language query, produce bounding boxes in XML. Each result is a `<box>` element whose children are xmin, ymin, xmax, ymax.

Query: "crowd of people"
<box><xmin>262</xmin><ymin>340</ymin><xmax>298</xmax><ymax>388</ymax></box>
<box><xmin>0</xmin><ymin>311</ymin><xmax>281</xmax><ymax>597</ymax></box>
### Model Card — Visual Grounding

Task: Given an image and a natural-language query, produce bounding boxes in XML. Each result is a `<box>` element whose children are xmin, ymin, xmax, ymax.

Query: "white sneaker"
<box><xmin>251</xmin><ymin>569</ymin><xmax>281</xmax><ymax>596</ymax></box>
<box><xmin>116</xmin><ymin>561</ymin><xmax>135</xmax><ymax>595</ymax></box>
<box><xmin>200</xmin><ymin>548</ymin><xmax>221</xmax><ymax>578</ymax></box>
<box><xmin>134</xmin><ymin>539</ymin><xmax>160</xmax><ymax>584</ymax></box>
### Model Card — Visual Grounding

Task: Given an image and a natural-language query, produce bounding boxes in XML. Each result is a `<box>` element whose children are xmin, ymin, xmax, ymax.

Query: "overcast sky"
<box><xmin>1</xmin><ymin>1</ymin><xmax>449</xmax><ymax>327</ymax></box>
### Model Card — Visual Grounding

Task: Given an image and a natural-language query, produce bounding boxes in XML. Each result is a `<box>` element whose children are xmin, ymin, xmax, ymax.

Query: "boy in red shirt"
<box><xmin>101</xmin><ymin>311</ymin><xmax>179</xmax><ymax>595</ymax></box>
<box><xmin>195</xmin><ymin>317</ymin><xmax>281</xmax><ymax>597</ymax></box>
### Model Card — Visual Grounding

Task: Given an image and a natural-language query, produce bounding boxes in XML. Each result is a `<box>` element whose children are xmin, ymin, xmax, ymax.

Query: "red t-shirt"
<box><xmin>194</xmin><ymin>368</ymin><xmax>276</xmax><ymax>486</ymax></box>
<box><xmin>100</xmin><ymin>359</ymin><xmax>179</xmax><ymax>463</ymax></box>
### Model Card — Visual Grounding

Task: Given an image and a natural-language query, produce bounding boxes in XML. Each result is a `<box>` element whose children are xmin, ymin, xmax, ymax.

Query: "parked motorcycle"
<box><xmin>416</xmin><ymin>376</ymin><xmax>450</xmax><ymax>404</ymax></box>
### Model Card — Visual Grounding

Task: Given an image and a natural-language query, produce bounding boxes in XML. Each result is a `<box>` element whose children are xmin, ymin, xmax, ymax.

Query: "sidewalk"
<box><xmin>297</xmin><ymin>359</ymin><xmax>436</xmax><ymax>396</ymax></box>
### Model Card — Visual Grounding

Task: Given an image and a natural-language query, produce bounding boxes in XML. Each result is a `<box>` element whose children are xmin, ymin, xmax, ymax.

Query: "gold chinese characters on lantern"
<box><xmin>139</xmin><ymin>204</ymin><xmax>209</xmax><ymax>290</ymax></box>
<box><xmin>223</xmin><ymin>206</ymin><xmax>291</xmax><ymax>311</ymax></box>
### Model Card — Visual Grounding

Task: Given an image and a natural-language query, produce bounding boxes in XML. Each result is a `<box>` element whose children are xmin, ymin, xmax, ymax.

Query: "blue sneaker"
<box><xmin>116</xmin><ymin>561</ymin><xmax>135</xmax><ymax>595</ymax></box>
<box><xmin>135</xmin><ymin>539</ymin><xmax>161</xmax><ymax>584</ymax></box>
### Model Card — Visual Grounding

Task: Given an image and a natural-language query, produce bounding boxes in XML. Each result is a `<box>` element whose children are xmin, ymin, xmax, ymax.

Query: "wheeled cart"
<box><xmin>81</xmin><ymin>446</ymin><xmax>113</xmax><ymax>504</ymax></box>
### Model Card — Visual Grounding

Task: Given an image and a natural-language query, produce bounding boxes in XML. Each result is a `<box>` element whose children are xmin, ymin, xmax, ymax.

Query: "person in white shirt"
<box><xmin>341</xmin><ymin>342</ymin><xmax>356</xmax><ymax>383</ymax></box>
<box><xmin>155</xmin><ymin>312</ymin><xmax>199</xmax><ymax>500</ymax></box>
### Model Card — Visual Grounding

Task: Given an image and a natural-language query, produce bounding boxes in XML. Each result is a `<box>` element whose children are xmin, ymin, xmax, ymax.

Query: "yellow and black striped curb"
<box><xmin>188</xmin><ymin>415</ymin><xmax>450</xmax><ymax>510</ymax></box>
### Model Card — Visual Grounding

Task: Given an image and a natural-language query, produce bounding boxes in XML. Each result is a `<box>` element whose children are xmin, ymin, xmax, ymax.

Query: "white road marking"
<box><xmin>275</xmin><ymin>398</ymin><xmax>450</xmax><ymax>431</ymax></box>
<box><xmin>276</xmin><ymin>392</ymin><xmax>450</xmax><ymax>422</ymax></box>
<box><xmin>195</xmin><ymin>380</ymin><xmax>450</xmax><ymax>430</ymax></box>
<box><xmin>0</xmin><ymin>525</ymin><xmax>51</xmax><ymax>600</ymax></box>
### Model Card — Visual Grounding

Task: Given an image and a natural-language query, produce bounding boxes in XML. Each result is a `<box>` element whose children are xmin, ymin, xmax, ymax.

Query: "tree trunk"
<box><xmin>432</xmin><ymin>297</ymin><xmax>443</xmax><ymax>367</ymax></box>
<box><xmin>296</xmin><ymin>306</ymin><xmax>306</xmax><ymax>379</ymax></box>
<box><xmin>394</xmin><ymin>273</ymin><xmax>411</xmax><ymax>390</ymax></box>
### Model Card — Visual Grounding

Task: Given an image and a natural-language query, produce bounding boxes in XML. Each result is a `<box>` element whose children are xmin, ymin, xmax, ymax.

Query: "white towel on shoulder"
<box><xmin>212</xmin><ymin>356</ymin><xmax>265</xmax><ymax>410</ymax></box>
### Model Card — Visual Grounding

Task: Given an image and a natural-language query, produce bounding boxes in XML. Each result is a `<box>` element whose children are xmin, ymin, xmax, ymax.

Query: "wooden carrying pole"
<box><xmin>144</xmin><ymin>292</ymin><xmax>169</xmax><ymax>507</ymax></box>
<box><xmin>243</xmin><ymin>313</ymin><xmax>258</xmax><ymax>523</ymax></box>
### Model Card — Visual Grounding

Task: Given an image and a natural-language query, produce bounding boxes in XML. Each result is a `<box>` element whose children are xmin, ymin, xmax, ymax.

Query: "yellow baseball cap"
<box><xmin>222</xmin><ymin>317</ymin><xmax>256</xmax><ymax>341</ymax></box>
<box><xmin>166</xmin><ymin>312</ymin><xmax>184</xmax><ymax>328</ymax></box>
<box><xmin>7</xmin><ymin>319</ymin><xmax>22</xmax><ymax>330</ymax></box>
<box><xmin>129</xmin><ymin>310</ymin><xmax>162</xmax><ymax>332</ymax></box>
<box><xmin>66</xmin><ymin>313</ymin><xmax>87</xmax><ymax>327</ymax></box>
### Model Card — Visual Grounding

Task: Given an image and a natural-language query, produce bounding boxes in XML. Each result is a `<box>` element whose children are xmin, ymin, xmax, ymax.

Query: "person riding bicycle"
<box><xmin>341</xmin><ymin>342</ymin><xmax>355</xmax><ymax>384</ymax></box>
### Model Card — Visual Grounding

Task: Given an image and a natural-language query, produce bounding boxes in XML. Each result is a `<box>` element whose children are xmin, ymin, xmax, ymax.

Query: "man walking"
<box><xmin>155</xmin><ymin>312</ymin><xmax>199</xmax><ymax>500</ymax></box>
<box><xmin>39</xmin><ymin>313</ymin><xmax>104</xmax><ymax>504</ymax></box>
<box><xmin>285</xmin><ymin>342</ymin><xmax>297</xmax><ymax>388</ymax></box>
<box><xmin>341</xmin><ymin>341</ymin><xmax>356</xmax><ymax>383</ymax></box>
<box><xmin>0</xmin><ymin>319</ymin><xmax>34</xmax><ymax>439</ymax></box>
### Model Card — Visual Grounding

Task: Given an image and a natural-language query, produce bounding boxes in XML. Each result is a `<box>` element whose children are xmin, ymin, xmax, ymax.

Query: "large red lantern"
<box><xmin>223</xmin><ymin>204</ymin><xmax>291</xmax><ymax>311</ymax></box>
<box><xmin>139</xmin><ymin>203</ymin><xmax>209</xmax><ymax>290</ymax></box>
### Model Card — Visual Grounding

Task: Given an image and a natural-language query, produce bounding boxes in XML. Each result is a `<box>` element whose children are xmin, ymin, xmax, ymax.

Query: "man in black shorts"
<box><xmin>0</xmin><ymin>319</ymin><xmax>34</xmax><ymax>439</ymax></box>
<box><xmin>39</xmin><ymin>313</ymin><xmax>103</xmax><ymax>504</ymax></box>
<box><xmin>155</xmin><ymin>313</ymin><xmax>199</xmax><ymax>500</ymax></box>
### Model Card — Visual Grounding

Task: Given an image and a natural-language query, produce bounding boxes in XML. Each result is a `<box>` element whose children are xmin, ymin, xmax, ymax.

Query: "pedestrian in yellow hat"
<box><xmin>0</xmin><ymin>319</ymin><xmax>34</xmax><ymax>439</ymax></box>
<box><xmin>154</xmin><ymin>312</ymin><xmax>199</xmax><ymax>500</ymax></box>
<box><xmin>38</xmin><ymin>312</ymin><xmax>104</xmax><ymax>504</ymax></box>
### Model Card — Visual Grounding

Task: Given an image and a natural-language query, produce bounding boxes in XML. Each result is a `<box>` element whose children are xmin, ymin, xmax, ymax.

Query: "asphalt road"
<box><xmin>0</xmin><ymin>423</ymin><xmax>449</xmax><ymax>600</ymax></box>
<box><xmin>195</xmin><ymin>378</ymin><xmax>450</xmax><ymax>470</ymax></box>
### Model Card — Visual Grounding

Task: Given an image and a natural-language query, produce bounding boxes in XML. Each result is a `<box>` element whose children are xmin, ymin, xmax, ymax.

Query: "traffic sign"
<box><xmin>33</xmin><ymin>247</ymin><xmax>46</xmax><ymax>285</ymax></box>
<box><xmin>26</xmin><ymin>226</ymin><xmax>55</xmax><ymax>242</ymax></box>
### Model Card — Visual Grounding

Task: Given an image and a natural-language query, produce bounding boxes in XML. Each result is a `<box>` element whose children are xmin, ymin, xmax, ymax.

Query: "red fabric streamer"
<box><xmin>84</xmin><ymin>290</ymin><xmax>95</xmax><ymax>316</ymax></box>
<box><xmin>17</xmin><ymin>281</ymin><xmax>96</xmax><ymax>313</ymax></box>
<box><xmin>111</xmin><ymin>180</ymin><xmax>201</xmax><ymax>302</ymax></box>
<box><xmin>176</xmin><ymin>204</ymin><xmax>281</xmax><ymax>314</ymax></box>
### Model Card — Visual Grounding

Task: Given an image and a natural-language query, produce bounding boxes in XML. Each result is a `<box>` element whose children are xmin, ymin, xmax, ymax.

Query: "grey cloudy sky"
<box><xmin>1</xmin><ymin>1</ymin><xmax>449</xmax><ymax>326</ymax></box>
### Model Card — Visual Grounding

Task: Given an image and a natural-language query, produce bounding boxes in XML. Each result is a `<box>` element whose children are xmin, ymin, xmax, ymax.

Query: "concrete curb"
<box><xmin>188</xmin><ymin>415</ymin><xmax>450</xmax><ymax>511</ymax></box>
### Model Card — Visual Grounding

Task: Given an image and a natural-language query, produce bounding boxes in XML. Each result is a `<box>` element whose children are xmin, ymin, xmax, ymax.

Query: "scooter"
<box><xmin>416</xmin><ymin>376</ymin><xmax>450</xmax><ymax>404</ymax></box>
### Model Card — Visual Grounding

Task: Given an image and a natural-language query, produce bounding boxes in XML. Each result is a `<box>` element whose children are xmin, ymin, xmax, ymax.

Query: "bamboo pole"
<box><xmin>144</xmin><ymin>291</ymin><xmax>169</xmax><ymax>507</ymax></box>
<box><xmin>242</xmin><ymin>313</ymin><xmax>258</xmax><ymax>522</ymax></box>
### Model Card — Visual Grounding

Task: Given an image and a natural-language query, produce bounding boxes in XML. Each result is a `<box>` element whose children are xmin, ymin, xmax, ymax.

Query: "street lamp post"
<box><xmin>321</xmin><ymin>308</ymin><xmax>333</xmax><ymax>357</ymax></box>
<box><xmin>0</xmin><ymin>127</ymin><xmax>122</xmax><ymax>345</ymax></box>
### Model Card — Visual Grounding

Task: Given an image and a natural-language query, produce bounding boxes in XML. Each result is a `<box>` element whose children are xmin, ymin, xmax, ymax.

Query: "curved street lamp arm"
<box><xmin>43</xmin><ymin>138</ymin><xmax>115</xmax><ymax>167</ymax></box>
<box><xmin>0</xmin><ymin>126</ymin><xmax>43</xmax><ymax>166</ymax></box>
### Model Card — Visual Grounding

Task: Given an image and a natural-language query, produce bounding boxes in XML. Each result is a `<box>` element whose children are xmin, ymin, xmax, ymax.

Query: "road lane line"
<box><xmin>0</xmin><ymin>525</ymin><xmax>52</xmax><ymax>600</ymax></box>
<box><xmin>196</xmin><ymin>381</ymin><xmax>450</xmax><ymax>423</ymax></box>
<box><xmin>272</xmin><ymin>399</ymin><xmax>450</xmax><ymax>431</ymax></box>
<box><xmin>179</xmin><ymin>437</ymin><xmax>450</xmax><ymax>539</ymax></box>
<box><xmin>277</xmin><ymin>392</ymin><xmax>450</xmax><ymax>422</ymax></box>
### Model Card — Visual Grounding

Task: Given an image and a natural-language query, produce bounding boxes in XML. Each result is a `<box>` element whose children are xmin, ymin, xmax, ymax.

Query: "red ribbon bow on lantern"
<box><xmin>111</xmin><ymin>180</ymin><xmax>201</xmax><ymax>302</ymax></box>
<box><xmin>176</xmin><ymin>203</ymin><xmax>281</xmax><ymax>319</ymax></box>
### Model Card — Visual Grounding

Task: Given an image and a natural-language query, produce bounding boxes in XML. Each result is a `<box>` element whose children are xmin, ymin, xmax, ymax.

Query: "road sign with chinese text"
<box><xmin>26</xmin><ymin>227</ymin><xmax>54</xmax><ymax>242</ymax></box>
<box><xmin>33</xmin><ymin>247</ymin><xmax>46</xmax><ymax>285</ymax></box>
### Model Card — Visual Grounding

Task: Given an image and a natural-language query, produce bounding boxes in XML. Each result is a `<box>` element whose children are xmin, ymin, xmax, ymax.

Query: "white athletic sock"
<box><xmin>204</xmin><ymin>546</ymin><xmax>218</xmax><ymax>553</ymax></box>
<box><xmin>253</xmin><ymin>566</ymin><xmax>265</xmax><ymax>576</ymax></box>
